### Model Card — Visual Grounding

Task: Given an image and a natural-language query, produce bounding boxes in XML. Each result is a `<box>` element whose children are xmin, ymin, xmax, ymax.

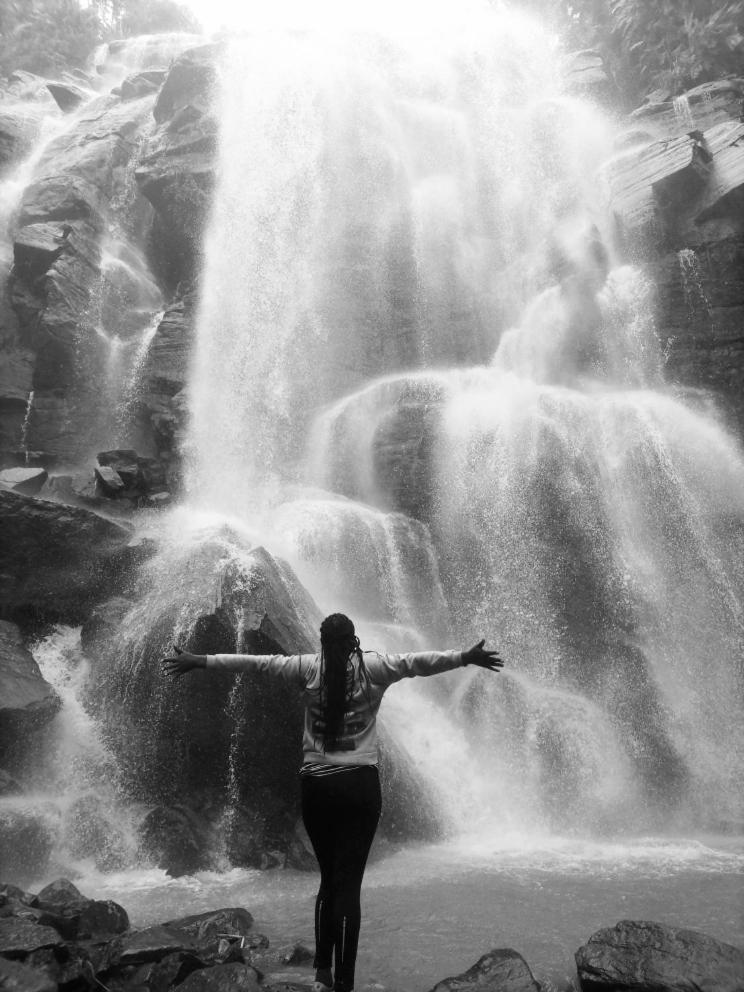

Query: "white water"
<box><xmin>5</xmin><ymin>7</ymin><xmax>743</xmax><ymax>975</ymax></box>
<box><xmin>179</xmin><ymin>4</ymin><xmax>744</xmax><ymax>839</ymax></box>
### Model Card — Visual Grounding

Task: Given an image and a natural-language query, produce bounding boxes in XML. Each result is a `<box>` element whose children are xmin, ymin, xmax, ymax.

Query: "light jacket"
<box><xmin>206</xmin><ymin>649</ymin><xmax>464</xmax><ymax>767</ymax></box>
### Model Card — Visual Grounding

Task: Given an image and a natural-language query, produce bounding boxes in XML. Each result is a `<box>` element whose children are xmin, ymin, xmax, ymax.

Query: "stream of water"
<box><xmin>3</xmin><ymin>1</ymin><xmax>743</xmax><ymax>983</ymax></box>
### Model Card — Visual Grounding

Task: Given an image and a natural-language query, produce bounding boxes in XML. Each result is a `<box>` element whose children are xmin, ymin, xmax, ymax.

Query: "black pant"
<box><xmin>301</xmin><ymin>766</ymin><xmax>382</xmax><ymax>992</ymax></box>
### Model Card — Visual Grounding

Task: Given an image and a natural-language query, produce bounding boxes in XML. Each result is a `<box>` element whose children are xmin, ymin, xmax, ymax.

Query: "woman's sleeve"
<box><xmin>206</xmin><ymin>653</ymin><xmax>307</xmax><ymax>686</ymax></box>
<box><xmin>365</xmin><ymin>650</ymin><xmax>464</xmax><ymax>685</ymax></box>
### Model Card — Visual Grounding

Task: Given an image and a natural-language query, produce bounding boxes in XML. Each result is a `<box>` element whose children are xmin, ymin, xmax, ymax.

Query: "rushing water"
<box><xmin>4</xmin><ymin>1</ymin><xmax>744</xmax><ymax>980</ymax></box>
<box><xmin>184</xmin><ymin>2</ymin><xmax>744</xmax><ymax>836</ymax></box>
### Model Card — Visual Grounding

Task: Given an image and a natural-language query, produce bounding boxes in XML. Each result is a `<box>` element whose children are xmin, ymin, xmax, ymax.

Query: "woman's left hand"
<box><xmin>462</xmin><ymin>640</ymin><xmax>503</xmax><ymax>672</ymax></box>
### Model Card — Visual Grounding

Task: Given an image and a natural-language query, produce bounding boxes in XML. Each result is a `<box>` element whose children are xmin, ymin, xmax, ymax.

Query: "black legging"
<box><xmin>301</xmin><ymin>765</ymin><xmax>382</xmax><ymax>992</ymax></box>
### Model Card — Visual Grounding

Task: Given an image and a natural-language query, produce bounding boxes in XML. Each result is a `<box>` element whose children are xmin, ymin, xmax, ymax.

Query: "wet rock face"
<box><xmin>606</xmin><ymin>81</ymin><xmax>744</xmax><ymax>433</ymax></box>
<box><xmin>0</xmin><ymin>489</ymin><xmax>142</xmax><ymax>629</ymax></box>
<box><xmin>628</xmin><ymin>78</ymin><xmax>744</xmax><ymax>144</ymax></box>
<box><xmin>136</xmin><ymin>44</ymin><xmax>220</xmax><ymax>284</ymax></box>
<box><xmin>0</xmin><ymin>111</ymin><xmax>42</xmax><ymax>173</ymax></box>
<box><xmin>0</xmin><ymin>620</ymin><xmax>60</xmax><ymax>761</ymax></box>
<box><xmin>136</xmin><ymin>290</ymin><xmax>196</xmax><ymax>473</ymax></box>
<box><xmin>9</xmin><ymin>94</ymin><xmax>158</xmax><ymax>465</ymax></box>
<box><xmin>575</xmin><ymin>919</ymin><xmax>744</xmax><ymax>992</ymax></box>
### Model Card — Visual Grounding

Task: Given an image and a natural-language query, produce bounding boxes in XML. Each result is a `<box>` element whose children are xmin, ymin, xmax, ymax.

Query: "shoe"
<box><xmin>311</xmin><ymin>983</ymin><xmax>333</xmax><ymax>992</ymax></box>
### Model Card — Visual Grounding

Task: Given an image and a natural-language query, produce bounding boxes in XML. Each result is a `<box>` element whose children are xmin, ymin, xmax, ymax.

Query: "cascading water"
<box><xmin>184</xmin><ymin>3</ymin><xmax>743</xmax><ymax>840</ymax></box>
<box><xmin>8</xmin><ymin>6</ymin><xmax>743</xmax><ymax>985</ymax></box>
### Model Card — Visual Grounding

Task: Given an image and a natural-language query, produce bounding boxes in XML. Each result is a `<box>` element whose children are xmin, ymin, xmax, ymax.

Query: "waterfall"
<box><xmin>180</xmin><ymin>3</ymin><xmax>744</xmax><ymax>838</ymax></box>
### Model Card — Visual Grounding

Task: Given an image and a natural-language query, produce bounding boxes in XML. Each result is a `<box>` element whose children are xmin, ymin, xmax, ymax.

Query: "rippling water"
<box><xmin>68</xmin><ymin>837</ymin><xmax>744</xmax><ymax>991</ymax></box>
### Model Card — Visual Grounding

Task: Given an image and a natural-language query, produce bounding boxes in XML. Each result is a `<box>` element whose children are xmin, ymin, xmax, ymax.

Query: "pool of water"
<box><xmin>67</xmin><ymin>834</ymin><xmax>744</xmax><ymax>991</ymax></box>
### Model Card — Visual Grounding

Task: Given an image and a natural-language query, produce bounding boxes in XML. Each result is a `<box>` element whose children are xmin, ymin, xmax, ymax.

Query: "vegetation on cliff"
<box><xmin>0</xmin><ymin>0</ymin><xmax>199</xmax><ymax>78</ymax></box>
<box><xmin>525</xmin><ymin>0</ymin><xmax>744</xmax><ymax>101</ymax></box>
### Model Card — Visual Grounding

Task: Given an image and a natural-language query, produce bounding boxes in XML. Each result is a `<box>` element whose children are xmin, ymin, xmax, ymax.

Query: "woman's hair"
<box><xmin>319</xmin><ymin>613</ymin><xmax>366</xmax><ymax>750</ymax></box>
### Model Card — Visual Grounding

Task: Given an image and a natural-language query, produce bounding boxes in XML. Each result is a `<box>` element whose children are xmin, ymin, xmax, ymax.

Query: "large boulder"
<box><xmin>176</xmin><ymin>963</ymin><xmax>260</xmax><ymax>992</ymax></box>
<box><xmin>0</xmin><ymin>621</ymin><xmax>60</xmax><ymax>758</ymax></box>
<box><xmin>135</xmin><ymin>44</ymin><xmax>220</xmax><ymax>282</ymax></box>
<box><xmin>82</xmin><ymin>540</ymin><xmax>320</xmax><ymax>810</ymax></box>
<box><xmin>0</xmin><ymin>489</ymin><xmax>142</xmax><ymax>627</ymax></box>
<box><xmin>428</xmin><ymin>949</ymin><xmax>540</xmax><ymax>992</ymax></box>
<box><xmin>575</xmin><ymin>920</ymin><xmax>744</xmax><ymax>992</ymax></box>
<box><xmin>138</xmin><ymin>805</ymin><xmax>213</xmax><ymax>878</ymax></box>
<box><xmin>46</xmin><ymin>81</ymin><xmax>90</xmax><ymax>113</ymax></box>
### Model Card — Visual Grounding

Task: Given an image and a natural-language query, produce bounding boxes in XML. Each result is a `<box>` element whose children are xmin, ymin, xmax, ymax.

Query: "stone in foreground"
<box><xmin>0</xmin><ymin>956</ymin><xmax>57</xmax><ymax>992</ymax></box>
<box><xmin>428</xmin><ymin>949</ymin><xmax>540</xmax><ymax>992</ymax></box>
<box><xmin>575</xmin><ymin>919</ymin><xmax>744</xmax><ymax>992</ymax></box>
<box><xmin>0</xmin><ymin>468</ymin><xmax>48</xmax><ymax>496</ymax></box>
<box><xmin>177</xmin><ymin>962</ymin><xmax>261</xmax><ymax>992</ymax></box>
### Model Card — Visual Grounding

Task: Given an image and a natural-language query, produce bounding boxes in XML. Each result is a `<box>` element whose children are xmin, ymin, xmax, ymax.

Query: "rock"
<box><xmin>176</xmin><ymin>962</ymin><xmax>261</xmax><ymax>992</ymax></box>
<box><xmin>165</xmin><ymin>909</ymin><xmax>254</xmax><ymax>943</ymax></box>
<box><xmin>280</xmin><ymin>944</ymin><xmax>312</xmax><ymax>966</ymax></box>
<box><xmin>120</xmin><ymin>70</ymin><xmax>167</xmax><ymax>101</ymax></box>
<box><xmin>0</xmin><ymin>769</ymin><xmax>24</xmax><ymax>796</ymax></box>
<box><xmin>0</xmin><ymin>956</ymin><xmax>57</xmax><ymax>992</ymax></box>
<box><xmin>0</xmin><ymin>884</ymin><xmax>36</xmax><ymax>908</ymax></box>
<box><xmin>0</xmin><ymin>621</ymin><xmax>60</xmax><ymax>749</ymax></box>
<box><xmin>77</xmin><ymin>900</ymin><xmax>129</xmax><ymax>938</ymax></box>
<box><xmin>142</xmin><ymin>492</ymin><xmax>172</xmax><ymax>509</ymax></box>
<box><xmin>136</xmin><ymin>45</ymin><xmax>219</xmax><ymax>281</ymax></box>
<box><xmin>116</xmin><ymin>925</ymin><xmax>200</xmax><ymax>965</ymax></box>
<box><xmin>0</xmin><ymin>468</ymin><xmax>48</xmax><ymax>496</ymax></box>
<box><xmin>605</xmin><ymin>132</ymin><xmax>712</xmax><ymax>247</ymax></box>
<box><xmin>5</xmin><ymin>72</ymin><xmax>56</xmax><ymax>105</ymax></box>
<box><xmin>23</xmin><ymin>943</ymin><xmax>94</xmax><ymax>991</ymax></box>
<box><xmin>80</xmin><ymin>597</ymin><xmax>133</xmax><ymax>654</ymax></box>
<box><xmin>575</xmin><ymin>919</ymin><xmax>744</xmax><ymax>992</ymax></box>
<box><xmin>138</xmin><ymin>951</ymin><xmax>206</xmax><ymax>992</ymax></box>
<box><xmin>0</xmin><ymin>918</ymin><xmax>64</xmax><ymax>958</ymax></box>
<box><xmin>36</xmin><ymin>878</ymin><xmax>84</xmax><ymax>909</ymax></box>
<box><xmin>0</xmin><ymin>489</ymin><xmax>142</xmax><ymax>627</ymax></box>
<box><xmin>0</xmin><ymin>111</ymin><xmax>41</xmax><ymax>172</ymax></box>
<box><xmin>654</xmin><ymin>237</ymin><xmax>744</xmax><ymax>431</ymax></box>
<box><xmin>137</xmin><ymin>292</ymin><xmax>196</xmax><ymax>465</ymax></box>
<box><xmin>695</xmin><ymin>121</ymin><xmax>744</xmax><ymax>223</ymax></box>
<box><xmin>0</xmin><ymin>810</ymin><xmax>54</xmax><ymax>887</ymax></box>
<box><xmin>46</xmin><ymin>81</ymin><xmax>90</xmax><ymax>113</ymax></box>
<box><xmin>138</xmin><ymin>806</ymin><xmax>212</xmax><ymax>877</ymax></box>
<box><xmin>9</xmin><ymin>95</ymin><xmax>158</xmax><ymax>464</ymax></box>
<box><xmin>629</xmin><ymin>78</ymin><xmax>744</xmax><ymax>143</ymax></box>
<box><xmin>428</xmin><ymin>949</ymin><xmax>540</xmax><ymax>992</ymax></box>
<box><xmin>94</xmin><ymin>464</ymin><xmax>126</xmax><ymax>496</ymax></box>
<box><xmin>96</xmin><ymin>449</ymin><xmax>169</xmax><ymax>498</ymax></box>
<box><xmin>13</xmin><ymin>223</ymin><xmax>71</xmax><ymax>279</ymax></box>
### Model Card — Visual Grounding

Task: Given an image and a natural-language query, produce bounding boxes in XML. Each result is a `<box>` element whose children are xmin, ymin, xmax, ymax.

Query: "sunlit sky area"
<box><xmin>179</xmin><ymin>0</ymin><xmax>499</xmax><ymax>35</ymax></box>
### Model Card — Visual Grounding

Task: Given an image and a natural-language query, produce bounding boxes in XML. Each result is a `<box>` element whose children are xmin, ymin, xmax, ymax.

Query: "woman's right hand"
<box><xmin>161</xmin><ymin>645</ymin><xmax>207</xmax><ymax>678</ymax></box>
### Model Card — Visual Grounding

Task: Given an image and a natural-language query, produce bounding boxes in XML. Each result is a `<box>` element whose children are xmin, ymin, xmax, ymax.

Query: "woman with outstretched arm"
<box><xmin>162</xmin><ymin>612</ymin><xmax>503</xmax><ymax>992</ymax></box>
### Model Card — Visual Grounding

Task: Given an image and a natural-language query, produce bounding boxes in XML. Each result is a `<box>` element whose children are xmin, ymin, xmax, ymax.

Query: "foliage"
<box><xmin>0</xmin><ymin>0</ymin><xmax>200</xmax><ymax>81</ymax></box>
<box><xmin>0</xmin><ymin>0</ymin><xmax>102</xmax><ymax>77</ymax></box>
<box><xmin>518</xmin><ymin>0</ymin><xmax>744</xmax><ymax>100</ymax></box>
<box><xmin>607</xmin><ymin>0</ymin><xmax>744</xmax><ymax>95</ymax></box>
<box><xmin>94</xmin><ymin>0</ymin><xmax>201</xmax><ymax>37</ymax></box>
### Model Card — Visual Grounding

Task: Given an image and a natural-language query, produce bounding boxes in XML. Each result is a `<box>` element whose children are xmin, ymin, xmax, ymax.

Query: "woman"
<box><xmin>162</xmin><ymin>613</ymin><xmax>502</xmax><ymax>992</ymax></box>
